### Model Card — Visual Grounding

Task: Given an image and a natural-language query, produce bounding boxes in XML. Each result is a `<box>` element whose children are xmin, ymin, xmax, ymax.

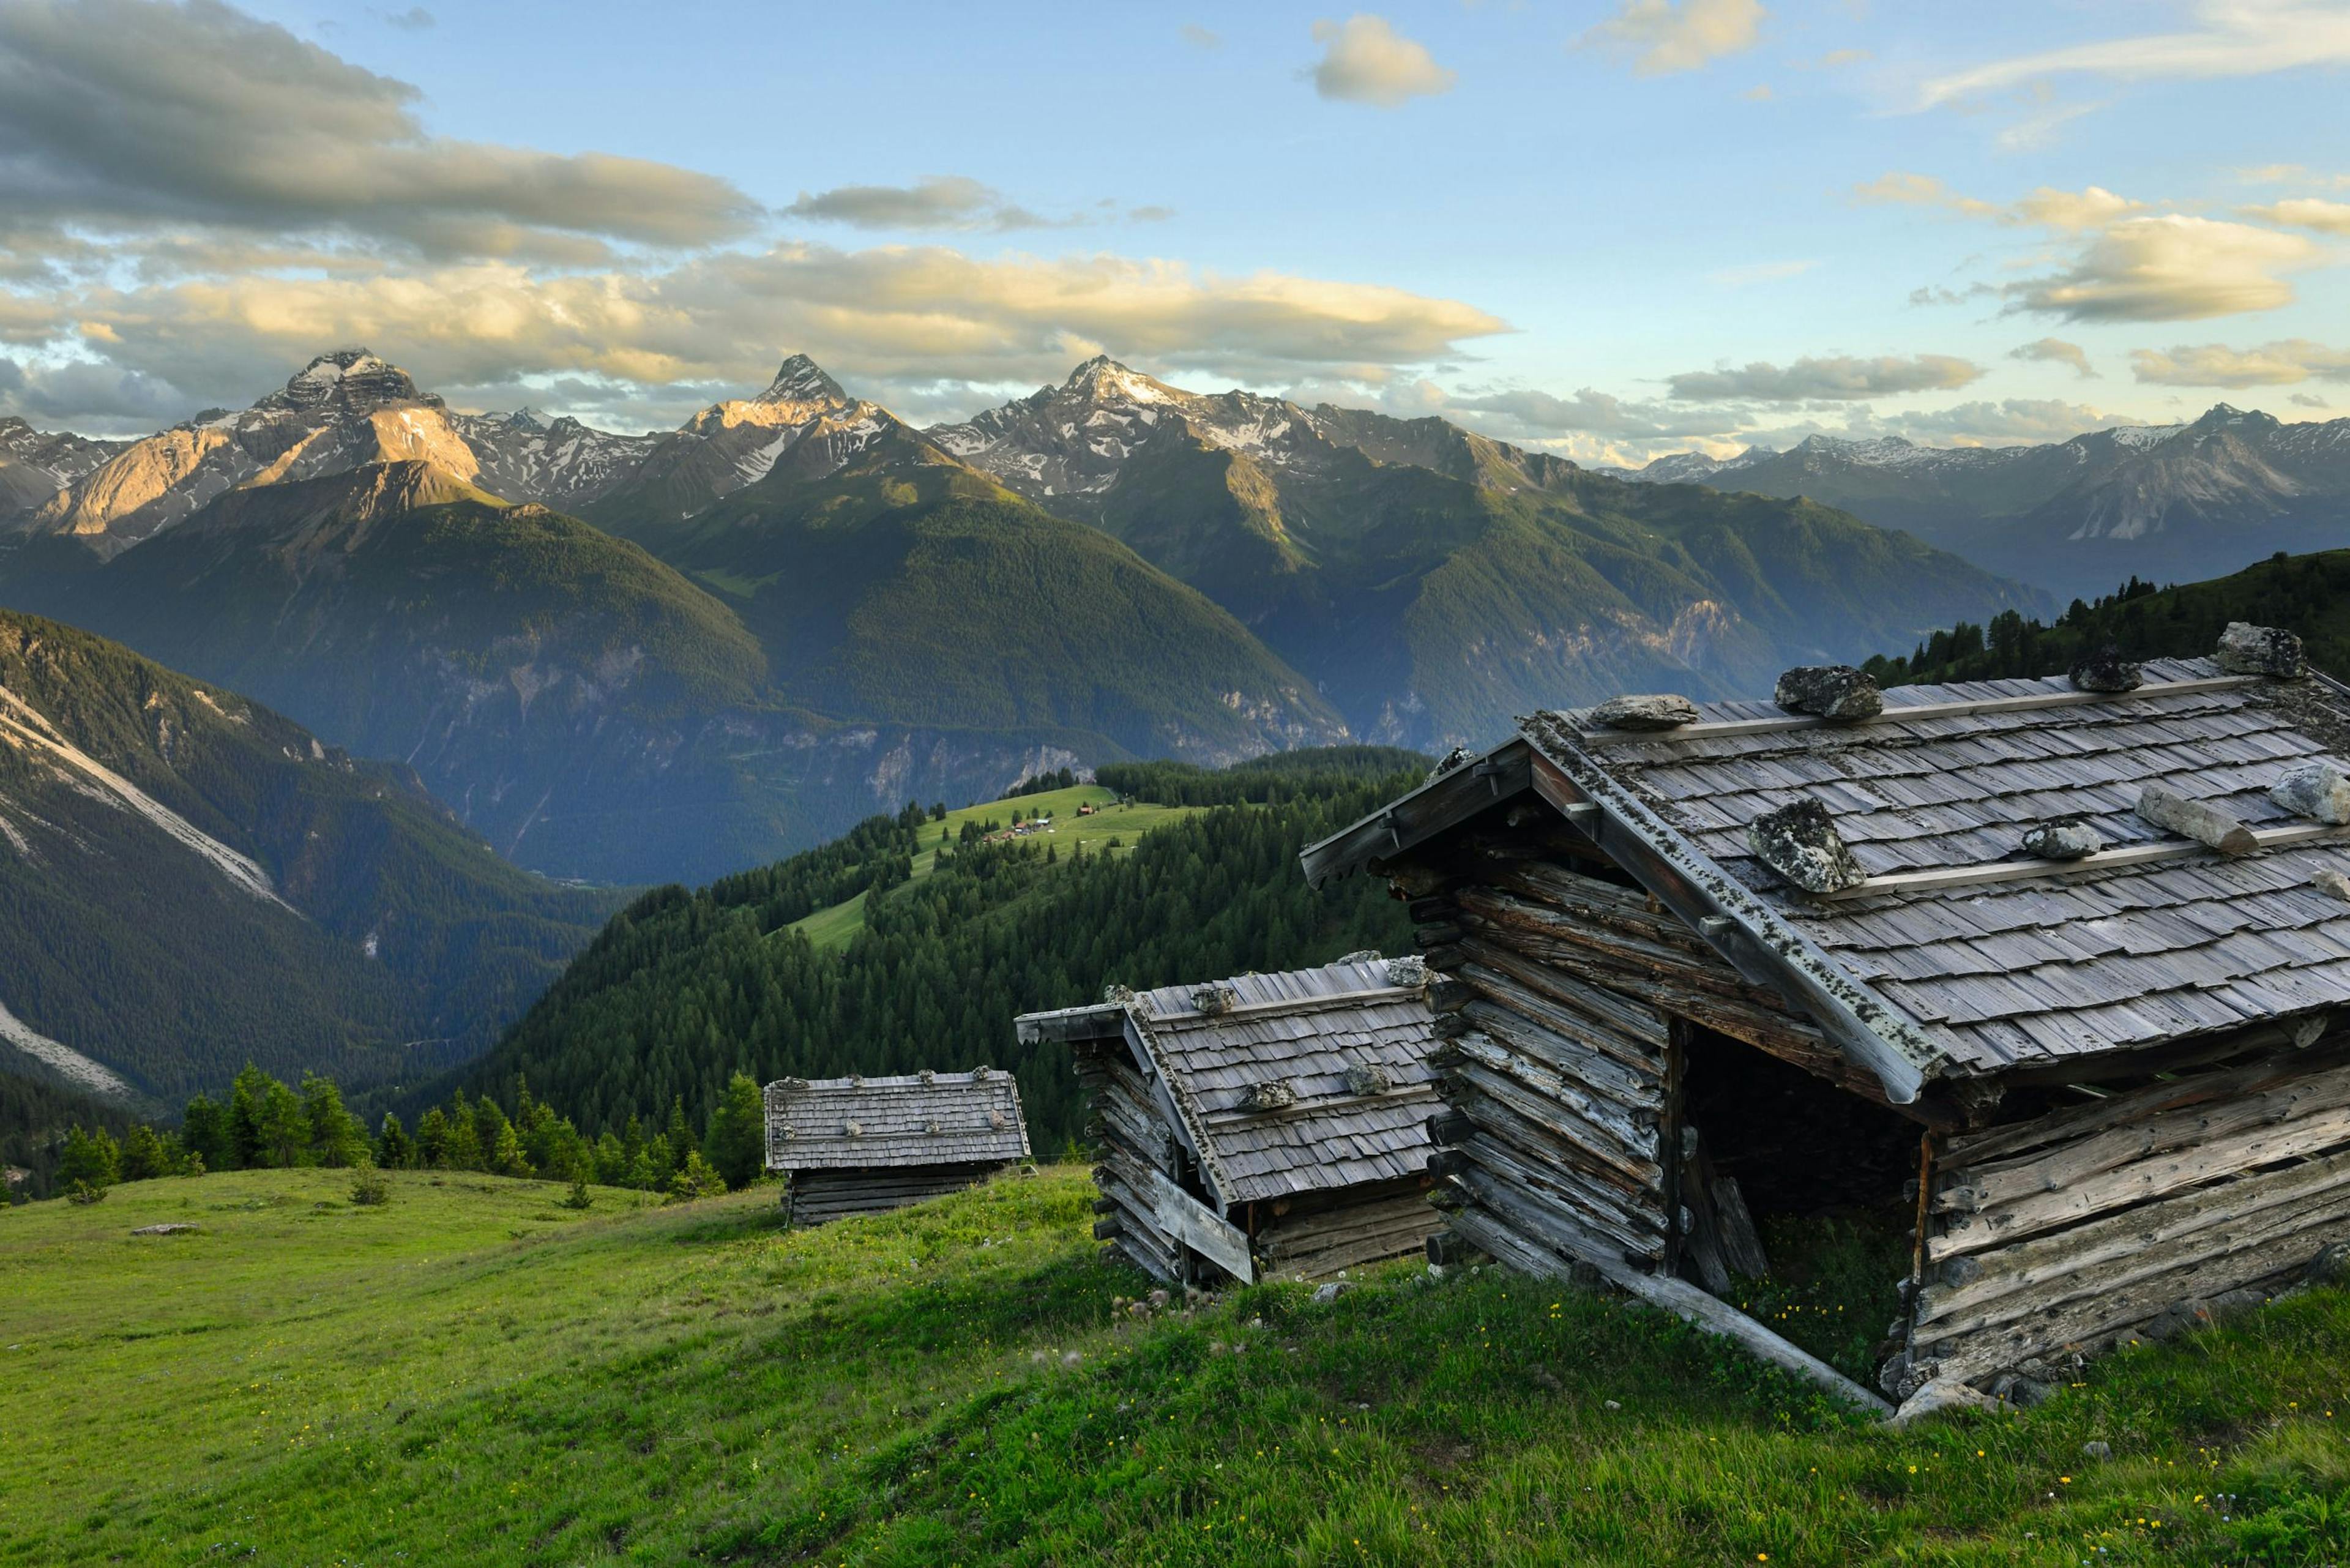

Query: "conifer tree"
<box><xmin>258</xmin><ymin>1077</ymin><xmax>310</xmax><ymax>1167</ymax></box>
<box><xmin>227</xmin><ymin>1065</ymin><xmax>271</xmax><ymax>1169</ymax></box>
<box><xmin>703</xmin><ymin>1072</ymin><xmax>766</xmax><ymax>1189</ymax></box>
<box><xmin>414</xmin><ymin>1106</ymin><xmax>451</xmax><ymax>1168</ymax></box>
<box><xmin>56</xmin><ymin>1126</ymin><xmax>120</xmax><ymax>1189</ymax></box>
<box><xmin>118</xmin><ymin>1123</ymin><xmax>174</xmax><ymax>1181</ymax></box>
<box><xmin>302</xmin><ymin>1073</ymin><xmax>367</xmax><ymax>1167</ymax></box>
<box><xmin>181</xmin><ymin>1094</ymin><xmax>231</xmax><ymax>1173</ymax></box>
<box><xmin>376</xmin><ymin>1112</ymin><xmax>415</xmax><ymax>1170</ymax></box>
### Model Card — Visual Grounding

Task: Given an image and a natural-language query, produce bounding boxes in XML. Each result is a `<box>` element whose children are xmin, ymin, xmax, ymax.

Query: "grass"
<box><xmin>786</xmin><ymin>783</ymin><xmax>1204</xmax><ymax>951</ymax></box>
<box><xmin>9</xmin><ymin>1167</ymin><xmax>2350</xmax><ymax>1564</ymax></box>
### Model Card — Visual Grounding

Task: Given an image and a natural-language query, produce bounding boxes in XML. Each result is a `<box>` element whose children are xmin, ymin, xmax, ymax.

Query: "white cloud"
<box><xmin>2010</xmin><ymin>337</ymin><xmax>2098</xmax><ymax>378</ymax></box>
<box><xmin>2013</xmin><ymin>215</ymin><xmax>2318</xmax><ymax>321</ymax></box>
<box><xmin>1666</xmin><ymin>353</ymin><xmax>1983</xmax><ymax>402</ymax></box>
<box><xmin>1308</xmin><ymin>15</ymin><xmax>1457</xmax><ymax>107</ymax></box>
<box><xmin>1850</xmin><ymin>172</ymin><xmax>2000</xmax><ymax>219</ymax></box>
<box><xmin>2008</xmin><ymin>184</ymin><xmax>2146</xmax><ymax>232</ymax></box>
<box><xmin>2244</xmin><ymin>196</ymin><xmax>2350</xmax><ymax>235</ymax></box>
<box><xmin>1</xmin><ymin>243</ymin><xmax>1512</xmax><ymax>426</ymax></box>
<box><xmin>1918</xmin><ymin>0</ymin><xmax>2350</xmax><ymax>108</ymax></box>
<box><xmin>0</xmin><ymin>0</ymin><xmax>761</xmax><ymax>258</ymax></box>
<box><xmin>1444</xmin><ymin>385</ymin><xmax>1737</xmax><ymax>439</ymax></box>
<box><xmin>1181</xmin><ymin>23</ymin><xmax>1222</xmax><ymax>50</ymax></box>
<box><xmin>2130</xmin><ymin>339</ymin><xmax>2350</xmax><ymax>386</ymax></box>
<box><xmin>1579</xmin><ymin>0</ymin><xmax>1767</xmax><ymax>76</ymax></box>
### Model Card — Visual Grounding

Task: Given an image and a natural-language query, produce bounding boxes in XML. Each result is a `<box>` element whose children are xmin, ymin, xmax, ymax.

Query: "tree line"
<box><xmin>37</xmin><ymin>1064</ymin><xmax>774</xmax><ymax>1206</ymax></box>
<box><xmin>1864</xmin><ymin>552</ymin><xmax>2350</xmax><ymax>689</ymax></box>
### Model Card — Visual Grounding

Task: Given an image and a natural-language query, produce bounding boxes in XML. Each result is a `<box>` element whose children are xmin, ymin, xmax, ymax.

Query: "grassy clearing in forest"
<box><xmin>788</xmin><ymin>784</ymin><xmax>1201</xmax><ymax>951</ymax></box>
<box><xmin>7</xmin><ymin>1165</ymin><xmax>2350</xmax><ymax>1565</ymax></box>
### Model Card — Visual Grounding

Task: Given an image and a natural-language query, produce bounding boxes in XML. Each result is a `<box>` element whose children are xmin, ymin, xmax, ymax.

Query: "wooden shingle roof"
<box><xmin>1305</xmin><ymin>657</ymin><xmax>2350</xmax><ymax>1094</ymax></box>
<box><xmin>763</xmin><ymin>1070</ymin><xmax>1031</xmax><ymax>1173</ymax></box>
<box><xmin>1018</xmin><ymin>958</ymin><xmax>1442</xmax><ymax>1205</ymax></box>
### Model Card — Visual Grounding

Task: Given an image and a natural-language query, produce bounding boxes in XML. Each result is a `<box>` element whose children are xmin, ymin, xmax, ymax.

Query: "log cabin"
<box><xmin>1301</xmin><ymin>635</ymin><xmax>2350</xmax><ymax>1416</ymax></box>
<box><xmin>764</xmin><ymin>1068</ymin><xmax>1031</xmax><ymax>1226</ymax></box>
<box><xmin>1018</xmin><ymin>956</ymin><xmax>1444</xmax><ymax>1285</ymax></box>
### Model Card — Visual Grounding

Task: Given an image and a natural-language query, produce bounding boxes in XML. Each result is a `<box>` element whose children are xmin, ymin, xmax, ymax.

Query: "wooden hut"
<box><xmin>764</xmin><ymin>1068</ymin><xmax>1031</xmax><ymax>1226</ymax></box>
<box><xmin>1302</xmin><ymin>637</ymin><xmax>2350</xmax><ymax>1414</ymax></box>
<box><xmin>1018</xmin><ymin>956</ymin><xmax>1444</xmax><ymax>1285</ymax></box>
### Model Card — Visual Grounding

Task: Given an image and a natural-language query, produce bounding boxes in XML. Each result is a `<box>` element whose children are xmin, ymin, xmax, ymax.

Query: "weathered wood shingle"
<box><xmin>764</xmin><ymin>1070</ymin><xmax>1031</xmax><ymax>1173</ymax></box>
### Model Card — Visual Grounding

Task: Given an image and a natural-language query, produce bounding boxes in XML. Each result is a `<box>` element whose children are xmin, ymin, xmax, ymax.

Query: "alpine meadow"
<box><xmin>9</xmin><ymin>2</ymin><xmax>2350</xmax><ymax>1564</ymax></box>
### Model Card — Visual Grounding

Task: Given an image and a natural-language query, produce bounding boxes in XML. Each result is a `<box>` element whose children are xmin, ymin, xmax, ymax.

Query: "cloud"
<box><xmin>2010</xmin><ymin>337</ymin><xmax>2098</xmax><ymax>378</ymax></box>
<box><xmin>381</xmin><ymin>6</ymin><xmax>432</xmax><ymax>28</ymax></box>
<box><xmin>1813</xmin><ymin>48</ymin><xmax>1870</xmax><ymax>69</ymax></box>
<box><xmin>1909</xmin><ymin>282</ymin><xmax>1997</xmax><ymax>307</ymax></box>
<box><xmin>1444</xmin><ymin>386</ymin><xmax>1736</xmax><ymax>439</ymax></box>
<box><xmin>2012</xmin><ymin>215</ymin><xmax>2318</xmax><ymax>321</ymax></box>
<box><xmin>2130</xmin><ymin>339</ymin><xmax>2350</xmax><ymax>387</ymax></box>
<box><xmin>1742</xmin><ymin>83</ymin><xmax>1774</xmax><ymax>100</ymax></box>
<box><xmin>1994</xmin><ymin>98</ymin><xmax>2107</xmax><ymax>152</ymax></box>
<box><xmin>1917</xmin><ymin>0</ymin><xmax>2350</xmax><ymax>108</ymax></box>
<box><xmin>0</xmin><ymin>242</ymin><xmax>1512</xmax><ymax>426</ymax></box>
<box><xmin>1308</xmin><ymin>14</ymin><xmax>1457</xmax><ymax>106</ymax></box>
<box><xmin>1666</xmin><ymin>353</ymin><xmax>1983</xmax><ymax>403</ymax></box>
<box><xmin>1181</xmin><ymin>23</ymin><xmax>1222</xmax><ymax>49</ymax></box>
<box><xmin>1579</xmin><ymin>0</ymin><xmax>1767</xmax><ymax>76</ymax></box>
<box><xmin>2244</xmin><ymin>196</ymin><xmax>2350</xmax><ymax>235</ymax></box>
<box><xmin>2009</xmin><ymin>184</ymin><xmax>2144</xmax><ymax>231</ymax></box>
<box><xmin>782</xmin><ymin>176</ymin><xmax>1065</xmax><ymax>233</ymax></box>
<box><xmin>0</xmin><ymin>353</ymin><xmax>186</xmax><ymax>430</ymax></box>
<box><xmin>2291</xmin><ymin>392</ymin><xmax>2332</xmax><ymax>408</ymax></box>
<box><xmin>1851</xmin><ymin>172</ymin><xmax>1999</xmax><ymax>219</ymax></box>
<box><xmin>2237</xmin><ymin>163</ymin><xmax>2350</xmax><ymax>190</ymax></box>
<box><xmin>1128</xmin><ymin>206</ymin><xmax>1176</xmax><ymax>223</ymax></box>
<box><xmin>0</xmin><ymin>0</ymin><xmax>761</xmax><ymax>257</ymax></box>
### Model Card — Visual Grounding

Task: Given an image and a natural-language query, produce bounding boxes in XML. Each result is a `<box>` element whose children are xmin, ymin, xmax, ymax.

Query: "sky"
<box><xmin>0</xmin><ymin>0</ymin><xmax>2345</xmax><ymax>461</ymax></box>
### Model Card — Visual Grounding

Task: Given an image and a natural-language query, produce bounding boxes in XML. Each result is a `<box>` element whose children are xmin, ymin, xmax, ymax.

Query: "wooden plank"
<box><xmin>1931</xmin><ymin>1102</ymin><xmax>2350</xmax><ymax>1260</ymax></box>
<box><xmin>1915</xmin><ymin>1152</ymin><xmax>2350</xmax><ymax>1339</ymax></box>
<box><xmin>1930</xmin><ymin>1219</ymin><xmax>2339</xmax><ymax>1383</ymax></box>
<box><xmin>1936</xmin><ymin>1058</ymin><xmax>2350</xmax><ymax>1214</ymax></box>
<box><xmin>1447</xmin><ymin>1040</ymin><xmax>1663</xmax><ymax>1188</ymax></box>
<box><xmin>1455</xmin><ymin>1129</ymin><xmax>1667</xmax><ymax>1263</ymax></box>
<box><xmin>1135</xmin><ymin>1162</ymin><xmax>1255</xmax><ymax>1283</ymax></box>
<box><xmin>1941</xmin><ymin>1036</ymin><xmax>2350</xmax><ymax>1167</ymax></box>
<box><xmin>1816</xmin><ymin>819</ymin><xmax>2350</xmax><ymax>902</ymax></box>
<box><xmin>1443</xmin><ymin>1074</ymin><xmax>1667</xmax><ymax>1228</ymax></box>
<box><xmin>1603</xmin><ymin>1267</ymin><xmax>1894</xmax><ymax>1417</ymax></box>
<box><xmin>1573</xmin><ymin>676</ymin><xmax>2255</xmax><ymax>748</ymax></box>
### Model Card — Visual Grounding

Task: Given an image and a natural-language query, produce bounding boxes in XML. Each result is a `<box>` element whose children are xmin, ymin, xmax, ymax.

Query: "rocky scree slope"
<box><xmin>0</xmin><ymin>609</ymin><xmax>614</xmax><ymax>1105</ymax></box>
<box><xmin>931</xmin><ymin>356</ymin><xmax>2034</xmax><ymax>748</ymax></box>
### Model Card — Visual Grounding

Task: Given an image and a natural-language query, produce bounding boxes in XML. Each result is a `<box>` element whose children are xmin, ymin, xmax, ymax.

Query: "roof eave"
<box><xmin>1519</xmin><ymin>719</ymin><xmax>1942</xmax><ymax>1104</ymax></box>
<box><xmin>1299</xmin><ymin>737</ymin><xmax>1532</xmax><ymax>887</ymax></box>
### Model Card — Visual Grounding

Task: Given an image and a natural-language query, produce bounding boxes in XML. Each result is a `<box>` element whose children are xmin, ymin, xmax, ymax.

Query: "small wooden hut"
<box><xmin>764</xmin><ymin>1068</ymin><xmax>1031</xmax><ymax>1226</ymax></box>
<box><xmin>1018</xmin><ymin>955</ymin><xmax>1444</xmax><ymax>1285</ymax></box>
<box><xmin>1302</xmin><ymin>637</ymin><xmax>2350</xmax><ymax>1414</ymax></box>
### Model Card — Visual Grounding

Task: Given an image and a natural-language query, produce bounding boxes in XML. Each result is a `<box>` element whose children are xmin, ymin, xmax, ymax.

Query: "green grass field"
<box><xmin>788</xmin><ymin>784</ymin><xmax>1204</xmax><ymax>951</ymax></box>
<box><xmin>9</xmin><ymin>1165</ymin><xmax>2350</xmax><ymax>1564</ymax></box>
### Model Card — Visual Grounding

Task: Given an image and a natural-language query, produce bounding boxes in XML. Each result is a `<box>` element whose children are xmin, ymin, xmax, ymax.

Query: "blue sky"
<box><xmin>1</xmin><ymin>0</ymin><xmax>2346</xmax><ymax>457</ymax></box>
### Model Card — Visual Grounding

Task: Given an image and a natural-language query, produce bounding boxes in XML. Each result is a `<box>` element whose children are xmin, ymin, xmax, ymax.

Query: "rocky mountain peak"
<box><xmin>760</xmin><ymin>354</ymin><xmax>849</xmax><ymax>407</ymax></box>
<box><xmin>258</xmin><ymin>348</ymin><xmax>436</xmax><ymax>417</ymax></box>
<box><xmin>1062</xmin><ymin>355</ymin><xmax>1177</xmax><ymax>406</ymax></box>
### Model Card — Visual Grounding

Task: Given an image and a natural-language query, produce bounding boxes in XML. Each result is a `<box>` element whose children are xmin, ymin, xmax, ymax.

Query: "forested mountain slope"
<box><xmin>453</xmin><ymin>751</ymin><xmax>1423</xmax><ymax>1145</ymax></box>
<box><xmin>1866</xmin><ymin>550</ymin><xmax>2350</xmax><ymax>689</ymax></box>
<box><xmin>931</xmin><ymin>357</ymin><xmax>2034</xmax><ymax>748</ymax></box>
<box><xmin>0</xmin><ymin>610</ymin><xmax>615</xmax><ymax>1105</ymax></box>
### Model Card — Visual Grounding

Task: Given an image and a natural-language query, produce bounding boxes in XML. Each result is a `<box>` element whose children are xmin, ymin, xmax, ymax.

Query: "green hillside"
<box><xmin>0</xmin><ymin>609</ymin><xmax>614</xmax><ymax>1105</ymax></box>
<box><xmin>6</xmin><ymin>1166</ymin><xmax>2349</xmax><ymax>1564</ymax></box>
<box><xmin>613</xmin><ymin>428</ymin><xmax>1347</xmax><ymax>755</ymax></box>
<box><xmin>1867</xmin><ymin>550</ymin><xmax>2350</xmax><ymax>687</ymax></box>
<box><xmin>452</xmin><ymin>752</ymin><xmax>1424</xmax><ymax>1143</ymax></box>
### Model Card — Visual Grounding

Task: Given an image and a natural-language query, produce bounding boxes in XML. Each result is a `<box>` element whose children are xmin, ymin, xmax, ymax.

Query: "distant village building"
<box><xmin>1019</xmin><ymin>956</ymin><xmax>1444</xmax><ymax>1285</ymax></box>
<box><xmin>763</xmin><ymin>1069</ymin><xmax>1032</xmax><ymax>1227</ymax></box>
<box><xmin>1304</xmin><ymin>635</ymin><xmax>2350</xmax><ymax>1416</ymax></box>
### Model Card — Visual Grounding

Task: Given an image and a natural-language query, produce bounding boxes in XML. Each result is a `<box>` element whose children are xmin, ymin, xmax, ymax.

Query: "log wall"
<box><xmin>1906</xmin><ymin>1038</ymin><xmax>2350</xmax><ymax>1386</ymax></box>
<box><xmin>1412</xmin><ymin>856</ymin><xmax>1683</xmax><ymax>1274</ymax></box>
<box><xmin>1075</xmin><ymin>1037</ymin><xmax>1190</xmax><ymax>1282</ymax></box>
<box><xmin>785</xmin><ymin>1162</ymin><xmax>1007</xmax><ymax>1227</ymax></box>
<box><xmin>1253</xmin><ymin>1175</ymin><xmax>1442</xmax><ymax>1279</ymax></box>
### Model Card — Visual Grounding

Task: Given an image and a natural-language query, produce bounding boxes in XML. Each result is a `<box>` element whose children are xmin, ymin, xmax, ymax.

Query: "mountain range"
<box><xmin>1606</xmin><ymin>405</ymin><xmax>2350</xmax><ymax>600</ymax></box>
<box><xmin>1</xmin><ymin>347</ymin><xmax>2032</xmax><ymax>884</ymax></box>
<box><xmin>0</xmin><ymin>608</ymin><xmax>613</xmax><ymax>1109</ymax></box>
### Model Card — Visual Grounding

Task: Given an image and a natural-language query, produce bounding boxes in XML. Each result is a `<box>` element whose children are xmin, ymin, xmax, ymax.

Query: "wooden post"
<box><xmin>1660</xmin><ymin>1017</ymin><xmax>1691</xmax><ymax>1275</ymax></box>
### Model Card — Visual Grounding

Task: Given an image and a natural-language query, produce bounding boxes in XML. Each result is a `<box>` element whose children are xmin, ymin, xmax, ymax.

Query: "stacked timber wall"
<box><xmin>1075</xmin><ymin>1036</ymin><xmax>1192</xmax><ymax>1282</ymax></box>
<box><xmin>1409</xmin><ymin>837</ymin><xmax>1900</xmax><ymax>1282</ymax></box>
<box><xmin>1253</xmin><ymin>1176</ymin><xmax>1440</xmax><ymax>1279</ymax></box>
<box><xmin>785</xmin><ymin>1163</ymin><xmax>1007</xmax><ymax>1227</ymax></box>
<box><xmin>1908</xmin><ymin>1040</ymin><xmax>2350</xmax><ymax>1387</ymax></box>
